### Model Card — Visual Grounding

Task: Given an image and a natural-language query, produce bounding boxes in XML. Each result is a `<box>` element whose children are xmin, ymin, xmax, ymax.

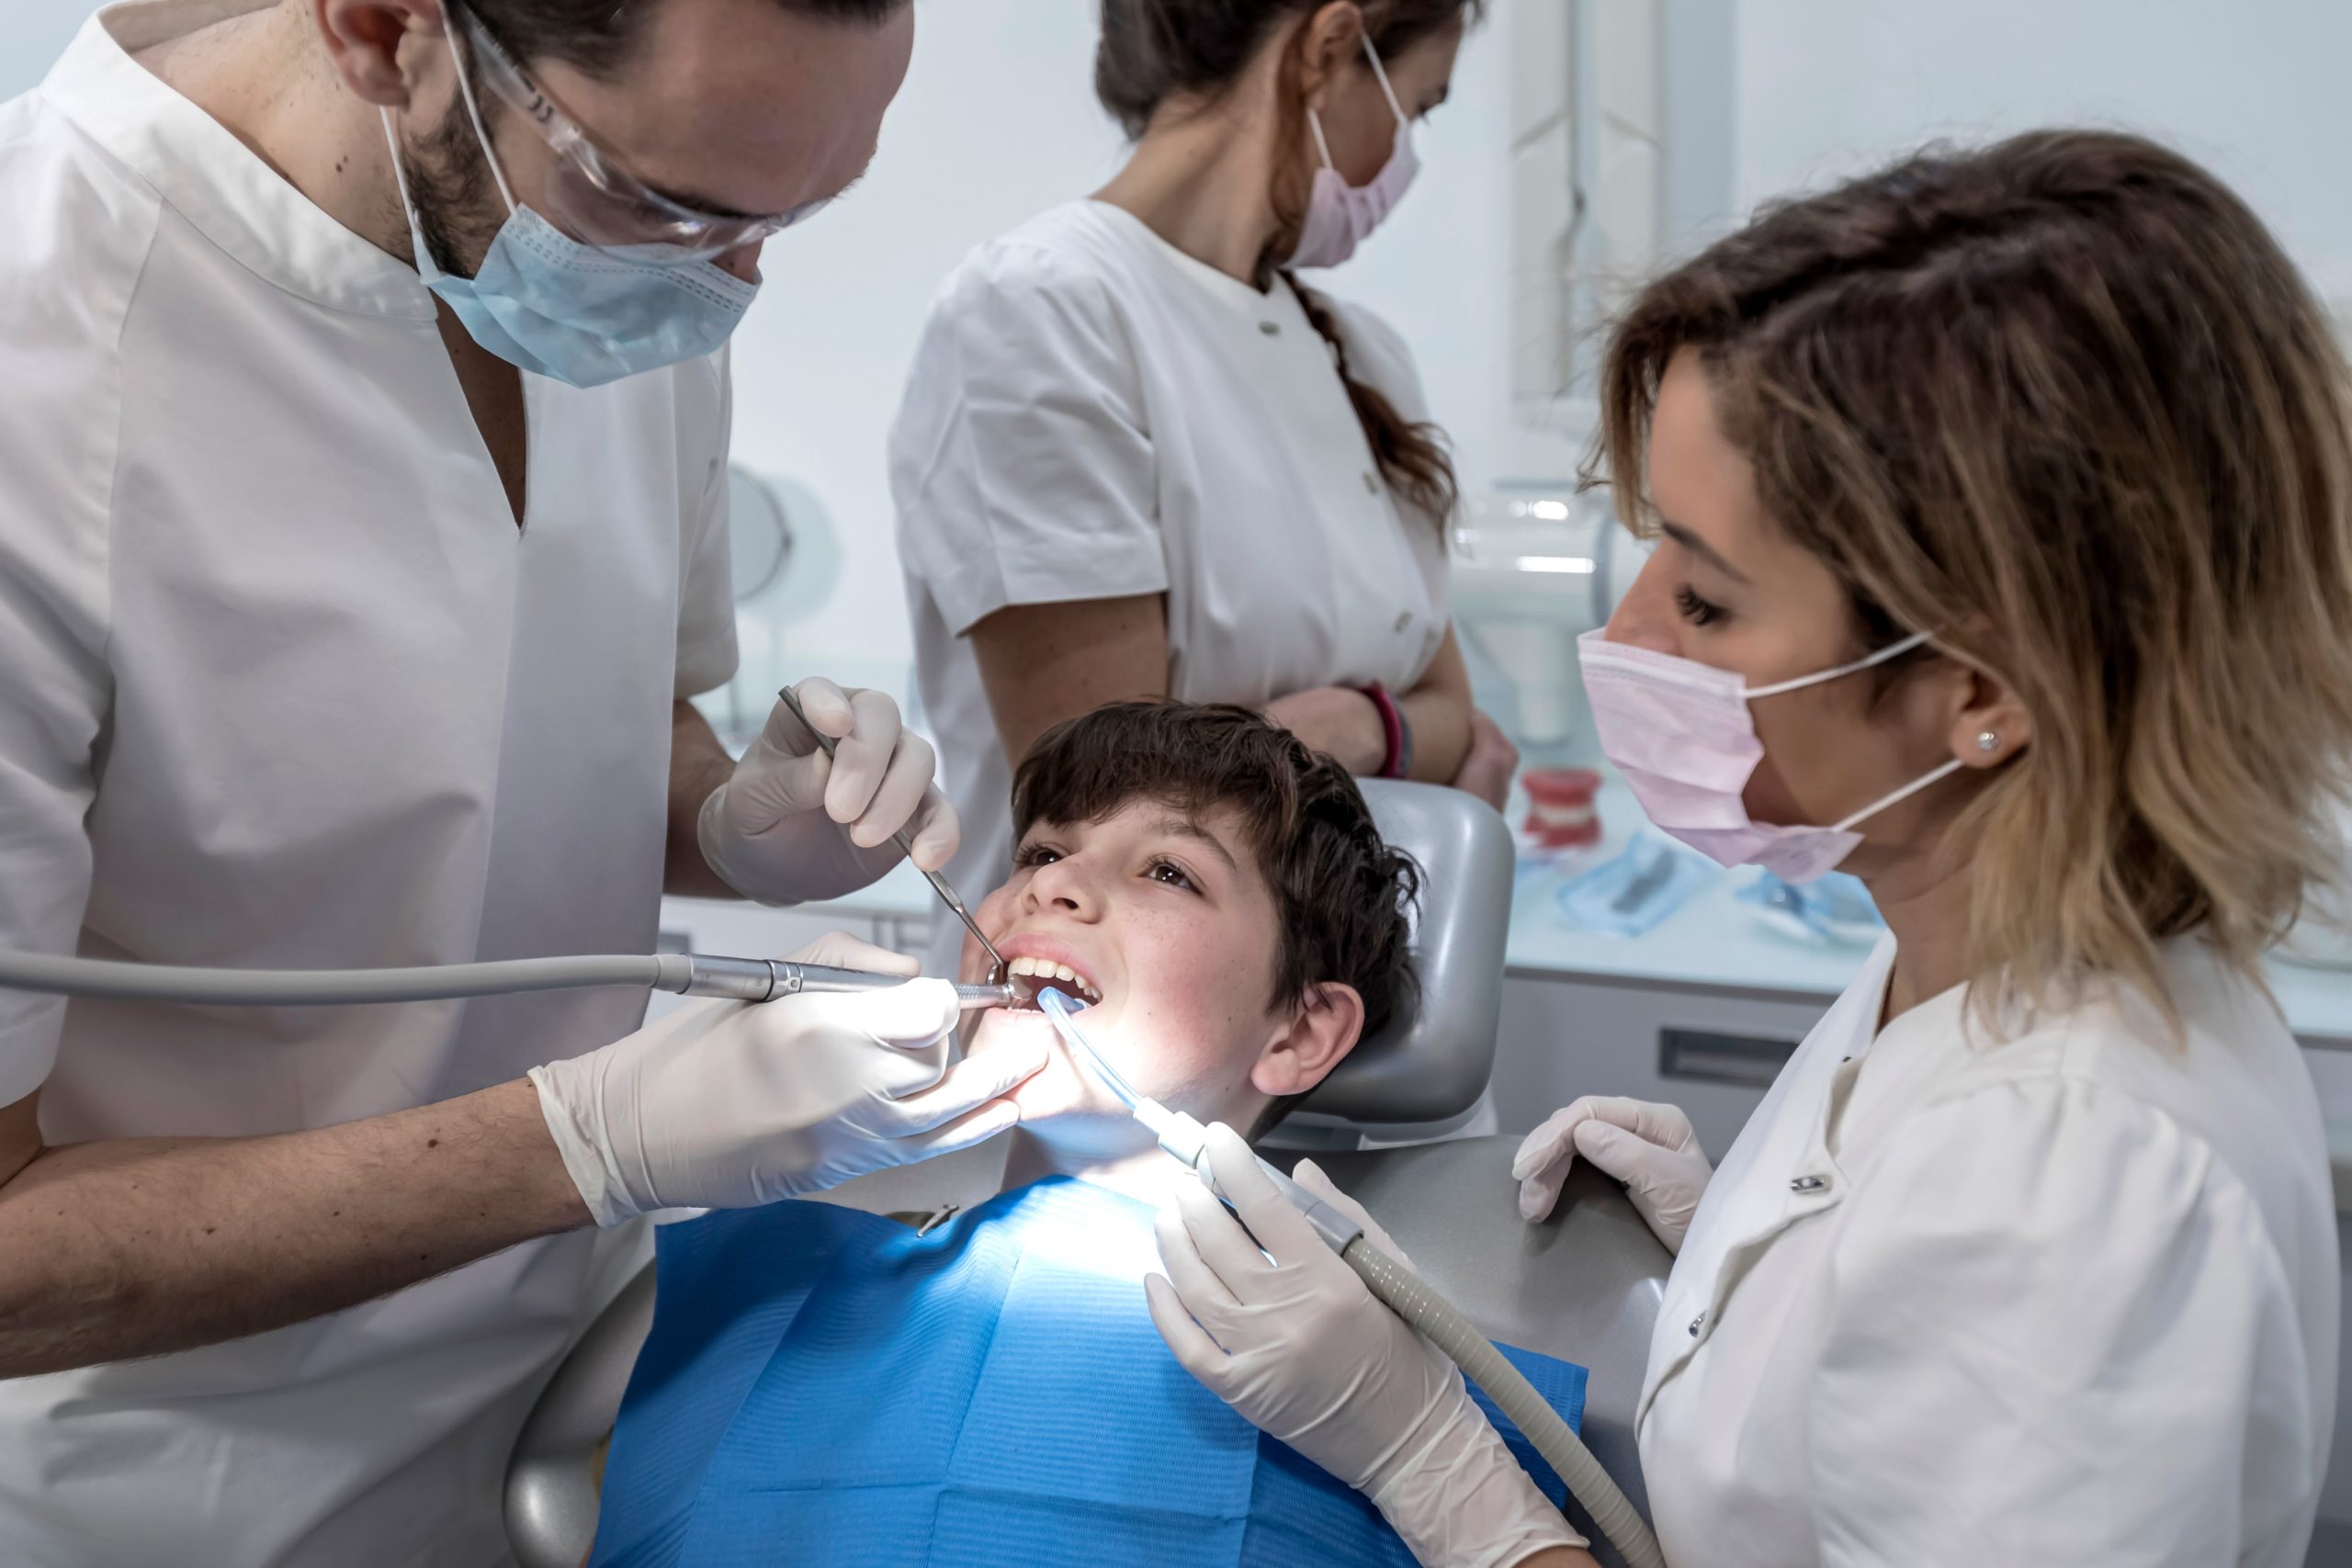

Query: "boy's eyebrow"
<box><xmin>1149</xmin><ymin>816</ymin><xmax>1238</xmax><ymax>873</ymax></box>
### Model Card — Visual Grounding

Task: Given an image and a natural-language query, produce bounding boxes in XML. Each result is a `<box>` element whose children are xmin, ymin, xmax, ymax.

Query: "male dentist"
<box><xmin>0</xmin><ymin>2</ymin><xmax>1038</xmax><ymax>1562</ymax></box>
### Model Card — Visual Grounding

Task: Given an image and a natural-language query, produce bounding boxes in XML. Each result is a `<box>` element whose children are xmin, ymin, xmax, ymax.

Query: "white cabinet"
<box><xmin>1489</xmin><ymin>969</ymin><xmax>1831</xmax><ymax>1154</ymax></box>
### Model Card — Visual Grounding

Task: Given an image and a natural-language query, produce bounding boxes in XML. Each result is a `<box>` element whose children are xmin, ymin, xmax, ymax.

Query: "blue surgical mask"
<box><xmin>378</xmin><ymin>48</ymin><xmax>757</xmax><ymax>389</ymax></box>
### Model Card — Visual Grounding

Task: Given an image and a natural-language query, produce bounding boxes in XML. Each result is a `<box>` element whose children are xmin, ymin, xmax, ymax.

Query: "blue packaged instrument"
<box><xmin>1554</xmin><ymin>830</ymin><xmax>1714</xmax><ymax>937</ymax></box>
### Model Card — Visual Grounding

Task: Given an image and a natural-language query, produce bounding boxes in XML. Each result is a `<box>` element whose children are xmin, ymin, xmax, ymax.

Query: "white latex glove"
<box><xmin>1148</xmin><ymin>1124</ymin><xmax>1587</xmax><ymax>1567</ymax></box>
<box><xmin>696</xmin><ymin>678</ymin><xmax>959</xmax><ymax>904</ymax></box>
<box><xmin>1513</xmin><ymin>1095</ymin><xmax>1711</xmax><ymax>1253</ymax></box>
<box><xmin>529</xmin><ymin>934</ymin><xmax>1044</xmax><ymax>1226</ymax></box>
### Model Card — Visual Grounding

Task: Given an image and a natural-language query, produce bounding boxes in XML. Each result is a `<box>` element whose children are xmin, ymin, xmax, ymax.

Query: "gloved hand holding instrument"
<box><xmin>697</xmin><ymin>678</ymin><xmax>965</xmax><ymax>907</ymax></box>
<box><xmin>1039</xmin><ymin>990</ymin><xmax>1665</xmax><ymax>1568</ymax></box>
<box><xmin>530</xmin><ymin>934</ymin><xmax>1043</xmax><ymax>1225</ymax></box>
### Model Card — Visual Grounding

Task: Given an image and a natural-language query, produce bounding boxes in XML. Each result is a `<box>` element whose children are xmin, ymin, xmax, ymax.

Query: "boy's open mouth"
<box><xmin>1002</xmin><ymin>955</ymin><xmax>1103</xmax><ymax>1010</ymax></box>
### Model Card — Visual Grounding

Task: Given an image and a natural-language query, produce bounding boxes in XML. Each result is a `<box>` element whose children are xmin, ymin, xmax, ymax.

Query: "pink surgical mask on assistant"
<box><xmin>1577</xmin><ymin>627</ymin><xmax>1964</xmax><ymax>883</ymax></box>
<box><xmin>1289</xmin><ymin>36</ymin><xmax>1419</xmax><ymax>269</ymax></box>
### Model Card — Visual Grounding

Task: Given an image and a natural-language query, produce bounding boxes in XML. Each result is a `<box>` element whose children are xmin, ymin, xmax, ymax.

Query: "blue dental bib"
<box><xmin>593</xmin><ymin>1178</ymin><xmax>1585</xmax><ymax>1567</ymax></box>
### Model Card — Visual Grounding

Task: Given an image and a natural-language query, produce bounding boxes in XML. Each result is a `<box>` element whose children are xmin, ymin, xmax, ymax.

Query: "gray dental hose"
<box><xmin>0</xmin><ymin>948</ymin><xmax>1015</xmax><ymax>1009</ymax></box>
<box><xmin>1215</xmin><ymin>1155</ymin><xmax>1667</xmax><ymax>1568</ymax></box>
<box><xmin>1347</xmin><ymin>1236</ymin><xmax>1668</xmax><ymax>1568</ymax></box>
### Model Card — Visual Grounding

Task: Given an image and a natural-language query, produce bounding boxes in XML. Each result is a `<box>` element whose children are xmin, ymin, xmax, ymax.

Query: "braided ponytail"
<box><xmin>1286</xmin><ymin>273</ymin><xmax>1460</xmax><ymax>524</ymax></box>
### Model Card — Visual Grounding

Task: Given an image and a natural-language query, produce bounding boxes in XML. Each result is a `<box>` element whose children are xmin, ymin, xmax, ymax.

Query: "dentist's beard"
<box><xmin>391</xmin><ymin>95</ymin><xmax>506</xmax><ymax>279</ymax></box>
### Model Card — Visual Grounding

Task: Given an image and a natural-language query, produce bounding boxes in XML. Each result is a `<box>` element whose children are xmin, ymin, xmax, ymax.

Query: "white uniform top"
<box><xmin>0</xmin><ymin>6</ymin><xmax>737</xmax><ymax>1564</ymax></box>
<box><xmin>1639</xmin><ymin>934</ymin><xmax>2338</xmax><ymax>1566</ymax></box>
<box><xmin>891</xmin><ymin>200</ymin><xmax>1451</xmax><ymax>975</ymax></box>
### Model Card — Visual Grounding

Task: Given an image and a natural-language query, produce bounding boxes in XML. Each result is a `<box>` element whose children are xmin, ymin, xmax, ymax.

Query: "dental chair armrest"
<box><xmin>505</xmin><ymin>1262</ymin><xmax>656</xmax><ymax>1568</ymax></box>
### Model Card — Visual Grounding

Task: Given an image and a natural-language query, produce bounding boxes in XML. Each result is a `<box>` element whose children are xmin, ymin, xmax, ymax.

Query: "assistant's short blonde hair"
<box><xmin>1590</xmin><ymin>130</ymin><xmax>2352</xmax><ymax>1025</ymax></box>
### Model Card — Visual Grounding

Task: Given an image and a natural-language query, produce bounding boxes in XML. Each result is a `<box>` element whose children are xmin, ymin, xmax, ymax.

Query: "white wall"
<box><xmin>1728</xmin><ymin>0</ymin><xmax>2352</xmax><ymax>300</ymax></box>
<box><xmin>2</xmin><ymin>0</ymin><xmax>96</xmax><ymax>97</ymax></box>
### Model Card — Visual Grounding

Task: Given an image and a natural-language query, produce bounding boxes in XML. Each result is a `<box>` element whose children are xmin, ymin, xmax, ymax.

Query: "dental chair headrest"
<box><xmin>1291</xmin><ymin>781</ymin><xmax>1513</xmax><ymax>1128</ymax></box>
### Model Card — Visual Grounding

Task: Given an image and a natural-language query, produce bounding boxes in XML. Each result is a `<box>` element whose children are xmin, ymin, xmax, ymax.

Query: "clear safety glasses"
<box><xmin>447</xmin><ymin>1</ymin><xmax>833</xmax><ymax>262</ymax></box>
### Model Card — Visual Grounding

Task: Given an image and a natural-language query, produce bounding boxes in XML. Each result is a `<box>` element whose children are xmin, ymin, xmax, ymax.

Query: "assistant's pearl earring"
<box><xmin>1976</xmin><ymin>731</ymin><xmax>2001</xmax><ymax>754</ymax></box>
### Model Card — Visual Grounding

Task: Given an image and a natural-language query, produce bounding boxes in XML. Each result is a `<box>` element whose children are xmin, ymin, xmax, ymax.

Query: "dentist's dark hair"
<box><xmin>1094</xmin><ymin>0</ymin><xmax>1481</xmax><ymax>525</ymax></box>
<box><xmin>468</xmin><ymin>0</ymin><xmax>907</xmax><ymax>77</ymax></box>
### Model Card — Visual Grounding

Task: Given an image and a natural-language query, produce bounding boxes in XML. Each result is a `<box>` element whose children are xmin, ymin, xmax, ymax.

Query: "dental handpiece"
<box><xmin>0</xmin><ymin>948</ymin><xmax>1016</xmax><ymax>1010</ymax></box>
<box><xmin>665</xmin><ymin>955</ymin><xmax>1015</xmax><ymax>1009</ymax></box>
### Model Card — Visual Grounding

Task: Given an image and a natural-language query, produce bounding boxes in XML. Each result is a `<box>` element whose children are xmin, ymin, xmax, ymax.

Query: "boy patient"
<box><xmin>956</xmin><ymin>697</ymin><xmax>1419</xmax><ymax>1196</ymax></box>
<box><xmin>586</xmin><ymin>703</ymin><xmax>1577</xmax><ymax>1568</ymax></box>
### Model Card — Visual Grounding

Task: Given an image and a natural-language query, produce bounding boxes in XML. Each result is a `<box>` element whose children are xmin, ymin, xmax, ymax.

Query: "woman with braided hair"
<box><xmin>889</xmin><ymin>0</ymin><xmax>1515</xmax><ymax>987</ymax></box>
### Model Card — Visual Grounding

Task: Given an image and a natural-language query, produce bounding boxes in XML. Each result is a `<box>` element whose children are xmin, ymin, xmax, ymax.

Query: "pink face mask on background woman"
<box><xmin>1289</xmin><ymin>35</ymin><xmax>1419</xmax><ymax>269</ymax></box>
<box><xmin>1576</xmin><ymin>627</ymin><xmax>1963</xmax><ymax>883</ymax></box>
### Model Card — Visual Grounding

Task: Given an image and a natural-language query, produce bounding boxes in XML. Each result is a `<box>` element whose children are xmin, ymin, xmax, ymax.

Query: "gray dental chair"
<box><xmin>505</xmin><ymin>782</ymin><xmax>1672</xmax><ymax>1568</ymax></box>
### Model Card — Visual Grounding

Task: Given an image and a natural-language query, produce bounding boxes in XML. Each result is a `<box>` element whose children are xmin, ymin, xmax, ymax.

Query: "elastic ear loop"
<box><xmin>1744</xmin><ymin>630</ymin><xmax>1933</xmax><ymax>700</ymax></box>
<box><xmin>378</xmin><ymin>11</ymin><xmax>520</xmax><ymax>231</ymax></box>
<box><xmin>444</xmin><ymin>14</ymin><xmax>520</xmax><ymax>216</ymax></box>
<box><xmin>1305</xmin><ymin>29</ymin><xmax>1411</xmax><ymax>173</ymax></box>
<box><xmin>379</xmin><ymin>109</ymin><xmax>418</xmax><ymax>214</ymax></box>
<box><xmin>1360</xmin><ymin>31</ymin><xmax>1408</xmax><ymax>123</ymax></box>
<box><xmin>1740</xmin><ymin>629</ymin><xmax>1959</xmax><ymax>832</ymax></box>
<box><xmin>1829</xmin><ymin>756</ymin><xmax>1965</xmax><ymax>834</ymax></box>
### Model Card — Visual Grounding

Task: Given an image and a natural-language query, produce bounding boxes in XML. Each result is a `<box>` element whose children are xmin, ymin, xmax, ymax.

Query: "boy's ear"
<box><xmin>1250</xmin><ymin>983</ymin><xmax>1365</xmax><ymax>1099</ymax></box>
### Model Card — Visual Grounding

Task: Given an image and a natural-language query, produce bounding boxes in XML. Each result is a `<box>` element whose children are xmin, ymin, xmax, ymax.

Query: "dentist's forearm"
<box><xmin>667</xmin><ymin>698</ymin><xmax>743</xmax><ymax>897</ymax></box>
<box><xmin>0</xmin><ymin>1078</ymin><xmax>589</xmax><ymax>1379</ymax></box>
<box><xmin>1396</xmin><ymin>630</ymin><xmax>1475</xmax><ymax>785</ymax></box>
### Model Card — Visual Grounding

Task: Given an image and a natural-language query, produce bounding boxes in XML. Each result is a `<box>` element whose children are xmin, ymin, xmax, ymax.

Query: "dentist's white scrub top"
<box><xmin>0</xmin><ymin>6</ymin><xmax>737</xmax><ymax>1564</ymax></box>
<box><xmin>891</xmin><ymin>200</ymin><xmax>1451</xmax><ymax>977</ymax></box>
<box><xmin>1636</xmin><ymin>935</ymin><xmax>2337</xmax><ymax>1566</ymax></box>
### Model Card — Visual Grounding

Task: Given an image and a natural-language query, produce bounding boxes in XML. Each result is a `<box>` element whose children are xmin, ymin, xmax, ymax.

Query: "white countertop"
<box><xmin>800</xmin><ymin>780</ymin><xmax>2352</xmax><ymax>1048</ymax></box>
<box><xmin>1502</xmin><ymin>782</ymin><xmax>2352</xmax><ymax>1047</ymax></box>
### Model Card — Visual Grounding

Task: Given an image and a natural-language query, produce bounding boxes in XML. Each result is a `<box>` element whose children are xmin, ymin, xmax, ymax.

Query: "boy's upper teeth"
<box><xmin>1007</xmin><ymin>955</ymin><xmax>1101</xmax><ymax>998</ymax></box>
